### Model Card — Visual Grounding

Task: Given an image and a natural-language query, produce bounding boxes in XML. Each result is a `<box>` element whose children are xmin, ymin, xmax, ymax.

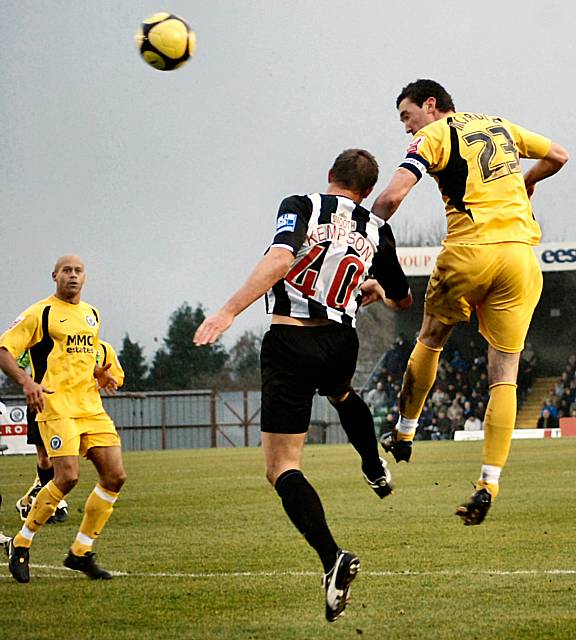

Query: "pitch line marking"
<box><xmin>1</xmin><ymin>563</ymin><xmax>576</xmax><ymax>579</ymax></box>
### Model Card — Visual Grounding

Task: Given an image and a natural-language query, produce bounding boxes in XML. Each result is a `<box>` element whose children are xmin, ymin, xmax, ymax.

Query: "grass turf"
<box><xmin>1</xmin><ymin>438</ymin><xmax>575</xmax><ymax>639</ymax></box>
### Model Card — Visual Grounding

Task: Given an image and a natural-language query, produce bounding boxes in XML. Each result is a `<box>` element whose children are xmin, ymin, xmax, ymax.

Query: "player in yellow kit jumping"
<box><xmin>372</xmin><ymin>79</ymin><xmax>569</xmax><ymax>525</ymax></box>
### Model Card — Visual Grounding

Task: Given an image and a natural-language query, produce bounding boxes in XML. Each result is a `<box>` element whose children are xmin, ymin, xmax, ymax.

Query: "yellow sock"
<box><xmin>14</xmin><ymin>481</ymin><xmax>65</xmax><ymax>548</ymax></box>
<box><xmin>478</xmin><ymin>382</ymin><xmax>517</xmax><ymax>500</ymax></box>
<box><xmin>70</xmin><ymin>484</ymin><xmax>119</xmax><ymax>557</ymax></box>
<box><xmin>397</xmin><ymin>339</ymin><xmax>442</xmax><ymax>441</ymax></box>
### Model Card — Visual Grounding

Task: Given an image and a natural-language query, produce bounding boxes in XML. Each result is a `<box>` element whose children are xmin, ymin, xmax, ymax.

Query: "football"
<box><xmin>136</xmin><ymin>13</ymin><xmax>196</xmax><ymax>71</ymax></box>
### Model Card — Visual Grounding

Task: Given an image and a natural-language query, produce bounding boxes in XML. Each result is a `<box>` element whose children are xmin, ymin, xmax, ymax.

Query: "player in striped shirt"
<box><xmin>195</xmin><ymin>149</ymin><xmax>411</xmax><ymax>622</ymax></box>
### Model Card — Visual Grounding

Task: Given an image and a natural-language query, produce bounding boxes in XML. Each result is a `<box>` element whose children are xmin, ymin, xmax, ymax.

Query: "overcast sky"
<box><xmin>1</xmin><ymin>1</ymin><xmax>573</xmax><ymax>359</ymax></box>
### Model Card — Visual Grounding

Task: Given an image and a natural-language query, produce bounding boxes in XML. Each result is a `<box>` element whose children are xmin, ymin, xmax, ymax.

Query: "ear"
<box><xmin>328</xmin><ymin>169</ymin><xmax>334</xmax><ymax>183</ymax></box>
<box><xmin>425</xmin><ymin>97</ymin><xmax>437</xmax><ymax>112</ymax></box>
<box><xmin>51</xmin><ymin>272</ymin><xmax>57</xmax><ymax>282</ymax></box>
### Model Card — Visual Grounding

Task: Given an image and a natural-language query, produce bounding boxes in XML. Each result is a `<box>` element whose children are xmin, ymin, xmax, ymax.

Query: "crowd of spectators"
<box><xmin>536</xmin><ymin>353</ymin><xmax>576</xmax><ymax>427</ymax></box>
<box><xmin>364</xmin><ymin>334</ymin><xmax>533</xmax><ymax>440</ymax></box>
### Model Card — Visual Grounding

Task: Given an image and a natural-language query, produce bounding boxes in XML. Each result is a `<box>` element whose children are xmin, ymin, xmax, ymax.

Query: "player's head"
<box><xmin>52</xmin><ymin>255</ymin><xmax>86</xmax><ymax>303</ymax></box>
<box><xmin>396</xmin><ymin>79</ymin><xmax>455</xmax><ymax>135</ymax></box>
<box><xmin>328</xmin><ymin>149</ymin><xmax>379</xmax><ymax>200</ymax></box>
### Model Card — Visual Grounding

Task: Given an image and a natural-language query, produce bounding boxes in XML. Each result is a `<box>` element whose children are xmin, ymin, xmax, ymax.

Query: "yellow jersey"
<box><xmin>399</xmin><ymin>112</ymin><xmax>551</xmax><ymax>245</ymax></box>
<box><xmin>0</xmin><ymin>295</ymin><xmax>103</xmax><ymax>420</ymax></box>
<box><xmin>97</xmin><ymin>340</ymin><xmax>125</xmax><ymax>388</ymax></box>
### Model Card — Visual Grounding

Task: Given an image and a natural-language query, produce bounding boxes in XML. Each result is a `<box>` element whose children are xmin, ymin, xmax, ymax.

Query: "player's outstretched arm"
<box><xmin>0</xmin><ymin>347</ymin><xmax>53</xmax><ymax>411</ymax></box>
<box><xmin>524</xmin><ymin>142</ymin><xmax>569</xmax><ymax>197</ymax></box>
<box><xmin>372</xmin><ymin>168</ymin><xmax>418</xmax><ymax>221</ymax></box>
<box><xmin>194</xmin><ymin>247</ymin><xmax>295</xmax><ymax>346</ymax></box>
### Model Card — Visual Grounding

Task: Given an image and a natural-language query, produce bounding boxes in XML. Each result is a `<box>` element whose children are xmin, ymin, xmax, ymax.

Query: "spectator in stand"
<box><xmin>382</xmin><ymin>336</ymin><xmax>410</xmax><ymax>378</ymax></box>
<box><xmin>519</xmin><ymin>342</ymin><xmax>537</xmax><ymax>396</ymax></box>
<box><xmin>416</xmin><ymin>415</ymin><xmax>435</xmax><ymax>440</ymax></box>
<box><xmin>427</xmin><ymin>415</ymin><xmax>441</xmax><ymax>440</ymax></box>
<box><xmin>557</xmin><ymin>387</ymin><xmax>573</xmax><ymax>418</ymax></box>
<box><xmin>437</xmin><ymin>409</ymin><xmax>454</xmax><ymax>440</ymax></box>
<box><xmin>554</xmin><ymin>373</ymin><xmax>569</xmax><ymax>398</ymax></box>
<box><xmin>451</xmin><ymin>350</ymin><xmax>469</xmax><ymax>373</ymax></box>
<box><xmin>542</xmin><ymin>399</ymin><xmax>558</xmax><ymax>419</ymax></box>
<box><xmin>475</xmin><ymin>372</ymin><xmax>490</xmax><ymax>398</ymax></box>
<box><xmin>462</xmin><ymin>400</ymin><xmax>474</xmax><ymax>420</ymax></box>
<box><xmin>447</xmin><ymin>397</ymin><xmax>464</xmax><ymax>429</ymax></box>
<box><xmin>465</xmin><ymin>339</ymin><xmax>484</xmax><ymax>364</ymax></box>
<box><xmin>475</xmin><ymin>400</ymin><xmax>487</xmax><ymax>422</ymax></box>
<box><xmin>381</xmin><ymin>412</ymin><xmax>398</xmax><ymax>436</ymax></box>
<box><xmin>464</xmin><ymin>412</ymin><xmax>483</xmax><ymax>431</ymax></box>
<box><xmin>566</xmin><ymin>355</ymin><xmax>576</xmax><ymax>379</ymax></box>
<box><xmin>430</xmin><ymin>385</ymin><xmax>448</xmax><ymax>408</ymax></box>
<box><xmin>537</xmin><ymin>408</ymin><xmax>559</xmax><ymax>429</ymax></box>
<box><xmin>366</xmin><ymin>381</ymin><xmax>390</xmax><ymax>417</ymax></box>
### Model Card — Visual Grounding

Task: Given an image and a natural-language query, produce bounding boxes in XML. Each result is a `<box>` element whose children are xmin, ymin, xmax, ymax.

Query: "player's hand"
<box><xmin>22</xmin><ymin>378</ymin><xmax>53</xmax><ymax>412</ymax></box>
<box><xmin>95</xmin><ymin>363</ymin><xmax>118</xmax><ymax>395</ymax></box>
<box><xmin>360</xmin><ymin>278</ymin><xmax>386</xmax><ymax>306</ymax></box>
<box><xmin>380</xmin><ymin>289</ymin><xmax>413</xmax><ymax>310</ymax></box>
<box><xmin>194</xmin><ymin>310</ymin><xmax>235</xmax><ymax>345</ymax></box>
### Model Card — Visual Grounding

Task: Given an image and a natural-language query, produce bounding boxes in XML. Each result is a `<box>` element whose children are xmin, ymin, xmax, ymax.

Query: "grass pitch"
<box><xmin>1</xmin><ymin>438</ymin><xmax>575</xmax><ymax>640</ymax></box>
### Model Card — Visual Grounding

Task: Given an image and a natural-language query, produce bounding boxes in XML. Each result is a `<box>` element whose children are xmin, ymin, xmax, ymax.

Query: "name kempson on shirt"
<box><xmin>306</xmin><ymin>214</ymin><xmax>375</xmax><ymax>263</ymax></box>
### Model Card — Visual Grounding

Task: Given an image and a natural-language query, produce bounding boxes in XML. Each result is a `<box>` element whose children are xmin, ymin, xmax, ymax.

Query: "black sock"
<box><xmin>332</xmin><ymin>390</ymin><xmax>383</xmax><ymax>480</ymax></box>
<box><xmin>37</xmin><ymin>464</ymin><xmax>54</xmax><ymax>486</ymax></box>
<box><xmin>274</xmin><ymin>469</ymin><xmax>339</xmax><ymax>573</ymax></box>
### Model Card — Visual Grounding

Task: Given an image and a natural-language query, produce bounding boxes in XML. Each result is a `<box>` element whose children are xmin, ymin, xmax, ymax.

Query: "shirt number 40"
<box><xmin>284</xmin><ymin>243</ymin><xmax>365</xmax><ymax>309</ymax></box>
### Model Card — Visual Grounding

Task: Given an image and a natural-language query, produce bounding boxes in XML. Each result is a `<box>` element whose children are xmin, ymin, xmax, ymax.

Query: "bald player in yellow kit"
<box><xmin>372</xmin><ymin>79</ymin><xmax>569</xmax><ymax>525</ymax></box>
<box><xmin>0</xmin><ymin>255</ymin><xmax>127</xmax><ymax>582</ymax></box>
<box><xmin>15</xmin><ymin>339</ymin><xmax>125</xmax><ymax>523</ymax></box>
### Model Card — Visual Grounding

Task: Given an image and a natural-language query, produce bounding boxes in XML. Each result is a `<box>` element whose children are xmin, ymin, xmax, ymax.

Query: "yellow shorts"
<box><xmin>425</xmin><ymin>242</ymin><xmax>543</xmax><ymax>353</ymax></box>
<box><xmin>39</xmin><ymin>412</ymin><xmax>121</xmax><ymax>458</ymax></box>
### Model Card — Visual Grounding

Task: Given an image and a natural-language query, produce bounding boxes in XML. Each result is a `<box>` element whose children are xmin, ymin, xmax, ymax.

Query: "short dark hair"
<box><xmin>329</xmin><ymin>149</ymin><xmax>379</xmax><ymax>195</ymax></box>
<box><xmin>396</xmin><ymin>79</ymin><xmax>455</xmax><ymax>112</ymax></box>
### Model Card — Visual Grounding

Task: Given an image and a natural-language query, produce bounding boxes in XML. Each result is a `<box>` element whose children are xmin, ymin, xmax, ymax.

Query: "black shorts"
<box><xmin>26</xmin><ymin>408</ymin><xmax>44</xmax><ymax>447</ymax></box>
<box><xmin>260</xmin><ymin>323</ymin><xmax>359</xmax><ymax>434</ymax></box>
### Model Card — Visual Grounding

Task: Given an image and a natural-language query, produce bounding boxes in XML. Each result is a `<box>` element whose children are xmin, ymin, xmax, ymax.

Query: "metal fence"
<box><xmin>2</xmin><ymin>390</ymin><xmax>348</xmax><ymax>451</ymax></box>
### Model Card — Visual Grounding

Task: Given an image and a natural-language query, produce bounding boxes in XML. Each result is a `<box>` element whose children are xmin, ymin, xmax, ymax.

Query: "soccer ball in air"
<box><xmin>136</xmin><ymin>13</ymin><xmax>196</xmax><ymax>71</ymax></box>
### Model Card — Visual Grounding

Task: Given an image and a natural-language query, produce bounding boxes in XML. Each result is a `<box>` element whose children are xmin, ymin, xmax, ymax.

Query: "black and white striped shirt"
<box><xmin>265</xmin><ymin>193</ymin><xmax>408</xmax><ymax>327</ymax></box>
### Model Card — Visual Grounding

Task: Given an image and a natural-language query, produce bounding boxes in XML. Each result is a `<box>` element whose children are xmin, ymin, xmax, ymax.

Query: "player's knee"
<box><xmin>55</xmin><ymin>472</ymin><xmax>79</xmax><ymax>494</ymax></box>
<box><xmin>102</xmin><ymin>469</ymin><xmax>127</xmax><ymax>493</ymax></box>
<box><xmin>265</xmin><ymin>468</ymin><xmax>276</xmax><ymax>486</ymax></box>
<box><xmin>266</xmin><ymin>463</ymin><xmax>298</xmax><ymax>487</ymax></box>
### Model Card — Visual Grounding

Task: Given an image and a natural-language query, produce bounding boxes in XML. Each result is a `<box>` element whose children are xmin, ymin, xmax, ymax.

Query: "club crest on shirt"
<box><xmin>50</xmin><ymin>436</ymin><xmax>62</xmax><ymax>451</ymax></box>
<box><xmin>406</xmin><ymin>136</ymin><xmax>425</xmax><ymax>155</ymax></box>
<box><xmin>9</xmin><ymin>407</ymin><xmax>25</xmax><ymax>423</ymax></box>
<box><xmin>276</xmin><ymin>213</ymin><xmax>298</xmax><ymax>234</ymax></box>
<box><xmin>86</xmin><ymin>315</ymin><xmax>97</xmax><ymax>327</ymax></box>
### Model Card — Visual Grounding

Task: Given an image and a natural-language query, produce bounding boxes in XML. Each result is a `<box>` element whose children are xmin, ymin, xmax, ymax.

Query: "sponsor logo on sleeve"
<box><xmin>406</xmin><ymin>136</ymin><xmax>425</xmax><ymax>155</ymax></box>
<box><xmin>276</xmin><ymin>213</ymin><xmax>298</xmax><ymax>234</ymax></box>
<box><xmin>6</xmin><ymin>316</ymin><xmax>25</xmax><ymax>331</ymax></box>
<box><xmin>86</xmin><ymin>315</ymin><xmax>97</xmax><ymax>327</ymax></box>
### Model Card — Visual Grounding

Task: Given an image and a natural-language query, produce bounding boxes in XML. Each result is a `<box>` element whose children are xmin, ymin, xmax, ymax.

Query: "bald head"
<box><xmin>53</xmin><ymin>254</ymin><xmax>84</xmax><ymax>274</ymax></box>
<box><xmin>52</xmin><ymin>255</ymin><xmax>86</xmax><ymax>303</ymax></box>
